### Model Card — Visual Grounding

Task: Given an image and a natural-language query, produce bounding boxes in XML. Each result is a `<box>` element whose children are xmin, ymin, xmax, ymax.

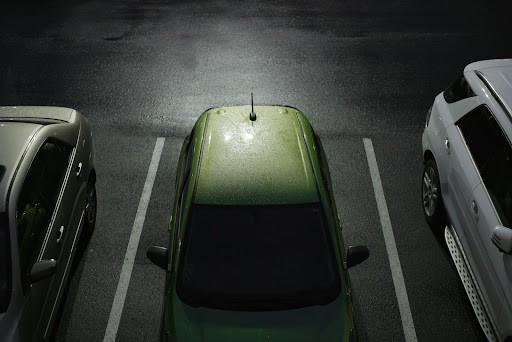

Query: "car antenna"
<box><xmin>250</xmin><ymin>93</ymin><xmax>256</xmax><ymax>121</ymax></box>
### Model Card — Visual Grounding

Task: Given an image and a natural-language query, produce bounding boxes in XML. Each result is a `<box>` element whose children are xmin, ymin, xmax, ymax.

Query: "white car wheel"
<box><xmin>422</xmin><ymin>159</ymin><xmax>445</xmax><ymax>231</ymax></box>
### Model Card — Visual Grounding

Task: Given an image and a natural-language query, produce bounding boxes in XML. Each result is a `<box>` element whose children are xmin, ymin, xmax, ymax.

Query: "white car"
<box><xmin>422</xmin><ymin>59</ymin><xmax>512</xmax><ymax>342</ymax></box>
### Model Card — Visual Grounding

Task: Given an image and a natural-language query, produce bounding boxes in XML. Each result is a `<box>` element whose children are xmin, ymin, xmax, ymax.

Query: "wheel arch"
<box><xmin>88</xmin><ymin>168</ymin><xmax>96</xmax><ymax>184</ymax></box>
<box><xmin>423</xmin><ymin>149</ymin><xmax>435</xmax><ymax>164</ymax></box>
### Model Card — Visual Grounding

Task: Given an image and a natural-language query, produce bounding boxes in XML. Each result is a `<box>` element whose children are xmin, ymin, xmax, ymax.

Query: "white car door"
<box><xmin>456</xmin><ymin>104</ymin><xmax>512</xmax><ymax>334</ymax></box>
<box><xmin>441</xmin><ymin>98</ymin><xmax>482</xmax><ymax>243</ymax></box>
<box><xmin>472</xmin><ymin>182</ymin><xmax>512</xmax><ymax>335</ymax></box>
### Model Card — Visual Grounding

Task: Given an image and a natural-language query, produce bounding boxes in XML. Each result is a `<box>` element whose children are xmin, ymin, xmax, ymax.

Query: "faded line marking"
<box><xmin>103</xmin><ymin>137</ymin><xmax>165</xmax><ymax>342</ymax></box>
<box><xmin>363</xmin><ymin>138</ymin><xmax>418</xmax><ymax>342</ymax></box>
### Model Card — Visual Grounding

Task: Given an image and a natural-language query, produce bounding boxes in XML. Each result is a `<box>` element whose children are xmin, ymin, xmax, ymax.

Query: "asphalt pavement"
<box><xmin>1</xmin><ymin>0</ymin><xmax>512</xmax><ymax>341</ymax></box>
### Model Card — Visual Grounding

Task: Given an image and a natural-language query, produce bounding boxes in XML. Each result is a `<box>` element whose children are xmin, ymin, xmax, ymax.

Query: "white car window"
<box><xmin>444</xmin><ymin>75</ymin><xmax>476</xmax><ymax>103</ymax></box>
<box><xmin>457</xmin><ymin>106</ymin><xmax>512</xmax><ymax>226</ymax></box>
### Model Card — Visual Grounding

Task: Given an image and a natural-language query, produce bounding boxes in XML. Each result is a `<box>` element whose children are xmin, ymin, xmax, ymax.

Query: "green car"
<box><xmin>147</xmin><ymin>105</ymin><xmax>369</xmax><ymax>342</ymax></box>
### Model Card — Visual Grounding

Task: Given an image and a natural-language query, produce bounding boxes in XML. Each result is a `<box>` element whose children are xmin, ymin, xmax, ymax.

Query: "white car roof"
<box><xmin>464</xmin><ymin>59</ymin><xmax>512</xmax><ymax>73</ymax></box>
<box><xmin>465</xmin><ymin>59</ymin><xmax>512</xmax><ymax>120</ymax></box>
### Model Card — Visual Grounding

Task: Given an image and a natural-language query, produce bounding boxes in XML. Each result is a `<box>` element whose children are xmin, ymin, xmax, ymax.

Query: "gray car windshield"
<box><xmin>176</xmin><ymin>203</ymin><xmax>341</xmax><ymax>311</ymax></box>
<box><xmin>0</xmin><ymin>212</ymin><xmax>10</xmax><ymax>313</ymax></box>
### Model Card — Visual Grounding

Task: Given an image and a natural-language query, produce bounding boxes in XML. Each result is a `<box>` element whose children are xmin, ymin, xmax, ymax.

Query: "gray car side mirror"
<box><xmin>346</xmin><ymin>245</ymin><xmax>370</xmax><ymax>268</ymax></box>
<box><xmin>29</xmin><ymin>259</ymin><xmax>57</xmax><ymax>284</ymax></box>
<box><xmin>147</xmin><ymin>246</ymin><xmax>168</xmax><ymax>271</ymax></box>
<box><xmin>492</xmin><ymin>226</ymin><xmax>512</xmax><ymax>254</ymax></box>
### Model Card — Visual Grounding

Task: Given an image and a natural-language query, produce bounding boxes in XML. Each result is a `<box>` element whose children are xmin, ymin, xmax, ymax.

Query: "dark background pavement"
<box><xmin>1</xmin><ymin>0</ymin><xmax>511</xmax><ymax>340</ymax></box>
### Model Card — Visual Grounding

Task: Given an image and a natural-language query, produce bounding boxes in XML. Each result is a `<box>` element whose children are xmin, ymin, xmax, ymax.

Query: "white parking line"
<box><xmin>363</xmin><ymin>138</ymin><xmax>418</xmax><ymax>342</ymax></box>
<box><xmin>103</xmin><ymin>137</ymin><xmax>165</xmax><ymax>342</ymax></box>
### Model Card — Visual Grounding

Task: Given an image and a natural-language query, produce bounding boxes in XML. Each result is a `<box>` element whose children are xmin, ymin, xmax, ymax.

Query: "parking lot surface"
<box><xmin>1</xmin><ymin>0</ymin><xmax>511</xmax><ymax>340</ymax></box>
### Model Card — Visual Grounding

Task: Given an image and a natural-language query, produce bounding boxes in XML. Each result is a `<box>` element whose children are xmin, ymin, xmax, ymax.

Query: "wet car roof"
<box><xmin>194</xmin><ymin>106</ymin><xmax>319</xmax><ymax>205</ymax></box>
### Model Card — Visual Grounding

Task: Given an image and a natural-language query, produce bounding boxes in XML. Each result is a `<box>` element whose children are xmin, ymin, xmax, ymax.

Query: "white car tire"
<box><xmin>422</xmin><ymin>159</ymin><xmax>446</xmax><ymax>232</ymax></box>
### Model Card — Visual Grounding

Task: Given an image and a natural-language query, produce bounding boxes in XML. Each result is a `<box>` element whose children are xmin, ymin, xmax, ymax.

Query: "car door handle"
<box><xmin>445</xmin><ymin>139</ymin><xmax>450</xmax><ymax>153</ymax></box>
<box><xmin>76</xmin><ymin>162</ymin><xmax>82</xmax><ymax>177</ymax></box>
<box><xmin>472</xmin><ymin>200</ymin><xmax>479</xmax><ymax>220</ymax></box>
<box><xmin>56</xmin><ymin>226</ymin><xmax>64</xmax><ymax>243</ymax></box>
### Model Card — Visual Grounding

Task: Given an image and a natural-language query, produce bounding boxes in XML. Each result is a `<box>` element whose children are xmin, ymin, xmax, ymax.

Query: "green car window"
<box><xmin>177</xmin><ymin>203</ymin><xmax>341</xmax><ymax>311</ymax></box>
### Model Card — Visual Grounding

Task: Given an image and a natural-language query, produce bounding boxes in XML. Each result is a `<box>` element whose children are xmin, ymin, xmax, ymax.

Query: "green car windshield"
<box><xmin>0</xmin><ymin>212</ymin><xmax>10</xmax><ymax>313</ymax></box>
<box><xmin>177</xmin><ymin>203</ymin><xmax>341</xmax><ymax>311</ymax></box>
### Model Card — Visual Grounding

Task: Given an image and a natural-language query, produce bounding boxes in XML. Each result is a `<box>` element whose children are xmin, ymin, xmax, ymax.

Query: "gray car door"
<box><xmin>37</xmin><ymin>136</ymin><xmax>85</xmax><ymax>340</ymax></box>
<box><xmin>16</xmin><ymin>138</ymin><xmax>73</xmax><ymax>341</ymax></box>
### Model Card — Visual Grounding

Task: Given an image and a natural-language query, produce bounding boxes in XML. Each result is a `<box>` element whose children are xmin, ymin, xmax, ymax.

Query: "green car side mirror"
<box><xmin>29</xmin><ymin>259</ymin><xmax>57</xmax><ymax>284</ymax></box>
<box><xmin>346</xmin><ymin>246</ymin><xmax>370</xmax><ymax>269</ymax></box>
<box><xmin>147</xmin><ymin>246</ymin><xmax>168</xmax><ymax>271</ymax></box>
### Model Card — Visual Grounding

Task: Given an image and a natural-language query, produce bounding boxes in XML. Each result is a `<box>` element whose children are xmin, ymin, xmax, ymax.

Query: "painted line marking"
<box><xmin>363</xmin><ymin>138</ymin><xmax>418</xmax><ymax>342</ymax></box>
<box><xmin>103</xmin><ymin>137</ymin><xmax>165</xmax><ymax>342</ymax></box>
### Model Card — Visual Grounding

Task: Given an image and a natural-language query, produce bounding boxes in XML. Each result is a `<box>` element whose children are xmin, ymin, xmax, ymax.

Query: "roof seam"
<box><xmin>475</xmin><ymin>70</ymin><xmax>512</xmax><ymax>119</ymax></box>
<box><xmin>295</xmin><ymin>112</ymin><xmax>320</xmax><ymax>200</ymax></box>
<box><xmin>192</xmin><ymin>112</ymin><xmax>210</xmax><ymax>202</ymax></box>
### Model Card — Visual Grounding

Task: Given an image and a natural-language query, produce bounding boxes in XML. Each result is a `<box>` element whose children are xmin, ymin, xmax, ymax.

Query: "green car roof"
<box><xmin>193</xmin><ymin>105</ymin><xmax>319</xmax><ymax>205</ymax></box>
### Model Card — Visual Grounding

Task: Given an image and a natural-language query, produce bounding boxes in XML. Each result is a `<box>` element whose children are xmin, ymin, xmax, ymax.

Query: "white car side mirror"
<box><xmin>491</xmin><ymin>226</ymin><xmax>512</xmax><ymax>254</ymax></box>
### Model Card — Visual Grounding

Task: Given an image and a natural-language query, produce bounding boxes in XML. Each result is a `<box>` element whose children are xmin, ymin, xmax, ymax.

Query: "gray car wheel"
<box><xmin>422</xmin><ymin>159</ymin><xmax>445</xmax><ymax>231</ymax></box>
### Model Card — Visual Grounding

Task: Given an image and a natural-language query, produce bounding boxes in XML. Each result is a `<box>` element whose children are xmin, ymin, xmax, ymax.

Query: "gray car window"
<box><xmin>16</xmin><ymin>139</ymin><xmax>72</xmax><ymax>288</ymax></box>
<box><xmin>0</xmin><ymin>212</ymin><xmax>10</xmax><ymax>312</ymax></box>
<box><xmin>457</xmin><ymin>106</ymin><xmax>512</xmax><ymax>226</ymax></box>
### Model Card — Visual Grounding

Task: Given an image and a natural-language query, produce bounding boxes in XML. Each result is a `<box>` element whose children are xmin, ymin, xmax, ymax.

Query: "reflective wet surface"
<box><xmin>1</xmin><ymin>0</ymin><xmax>511</xmax><ymax>340</ymax></box>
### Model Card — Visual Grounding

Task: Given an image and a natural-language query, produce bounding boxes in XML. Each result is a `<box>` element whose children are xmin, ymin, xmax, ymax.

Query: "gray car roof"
<box><xmin>0</xmin><ymin>122</ymin><xmax>42</xmax><ymax>212</ymax></box>
<box><xmin>0</xmin><ymin>106</ymin><xmax>74</xmax><ymax>123</ymax></box>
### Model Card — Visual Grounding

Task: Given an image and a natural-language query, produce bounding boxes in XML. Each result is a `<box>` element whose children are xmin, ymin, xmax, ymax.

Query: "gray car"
<box><xmin>0</xmin><ymin>107</ymin><xmax>96</xmax><ymax>341</ymax></box>
<box><xmin>422</xmin><ymin>59</ymin><xmax>512</xmax><ymax>342</ymax></box>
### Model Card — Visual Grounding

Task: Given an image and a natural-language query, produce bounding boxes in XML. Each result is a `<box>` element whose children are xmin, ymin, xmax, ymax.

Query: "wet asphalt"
<box><xmin>1</xmin><ymin>0</ymin><xmax>512</xmax><ymax>341</ymax></box>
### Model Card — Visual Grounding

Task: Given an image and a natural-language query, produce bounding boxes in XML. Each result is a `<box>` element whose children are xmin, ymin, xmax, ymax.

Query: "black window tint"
<box><xmin>178</xmin><ymin>134</ymin><xmax>194</xmax><ymax>193</ymax></box>
<box><xmin>184</xmin><ymin>136</ymin><xmax>194</xmax><ymax>178</ymax></box>
<box><xmin>16</xmin><ymin>139</ymin><xmax>72</xmax><ymax>281</ymax></box>
<box><xmin>314</xmin><ymin>134</ymin><xmax>334</xmax><ymax>210</ymax></box>
<box><xmin>172</xmin><ymin>176</ymin><xmax>190</xmax><ymax>266</ymax></box>
<box><xmin>444</xmin><ymin>75</ymin><xmax>476</xmax><ymax>103</ymax></box>
<box><xmin>457</xmin><ymin>106</ymin><xmax>493</xmax><ymax>171</ymax></box>
<box><xmin>0</xmin><ymin>213</ymin><xmax>11</xmax><ymax>313</ymax></box>
<box><xmin>457</xmin><ymin>106</ymin><xmax>512</xmax><ymax>226</ymax></box>
<box><xmin>177</xmin><ymin>203</ymin><xmax>341</xmax><ymax>311</ymax></box>
<box><xmin>314</xmin><ymin>135</ymin><xmax>327</xmax><ymax>184</ymax></box>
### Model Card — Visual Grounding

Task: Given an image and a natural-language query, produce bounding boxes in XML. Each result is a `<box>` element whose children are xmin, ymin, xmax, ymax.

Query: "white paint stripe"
<box><xmin>363</xmin><ymin>138</ymin><xmax>418</xmax><ymax>342</ymax></box>
<box><xmin>103</xmin><ymin>137</ymin><xmax>165</xmax><ymax>342</ymax></box>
